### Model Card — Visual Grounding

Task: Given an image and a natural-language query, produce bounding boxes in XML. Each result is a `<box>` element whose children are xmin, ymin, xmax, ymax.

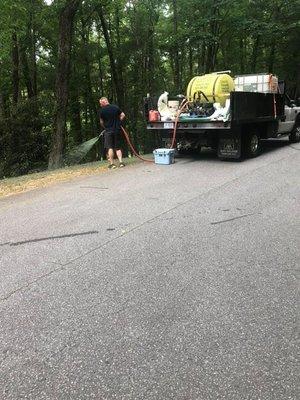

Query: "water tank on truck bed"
<box><xmin>186</xmin><ymin>72</ymin><xmax>235</xmax><ymax>106</ymax></box>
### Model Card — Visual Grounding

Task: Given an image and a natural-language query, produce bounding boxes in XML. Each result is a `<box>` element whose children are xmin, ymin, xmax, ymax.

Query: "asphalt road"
<box><xmin>0</xmin><ymin>140</ymin><xmax>299</xmax><ymax>400</ymax></box>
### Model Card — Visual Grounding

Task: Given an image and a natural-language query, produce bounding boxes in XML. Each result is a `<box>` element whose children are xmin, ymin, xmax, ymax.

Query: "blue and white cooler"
<box><xmin>153</xmin><ymin>148</ymin><xmax>175</xmax><ymax>165</ymax></box>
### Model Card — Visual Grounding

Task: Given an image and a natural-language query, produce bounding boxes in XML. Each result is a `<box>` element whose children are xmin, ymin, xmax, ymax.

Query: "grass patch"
<box><xmin>0</xmin><ymin>157</ymin><xmax>141</xmax><ymax>198</ymax></box>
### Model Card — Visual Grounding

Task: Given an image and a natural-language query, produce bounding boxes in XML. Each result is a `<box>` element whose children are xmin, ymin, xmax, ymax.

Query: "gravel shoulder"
<box><xmin>0</xmin><ymin>157</ymin><xmax>142</xmax><ymax>198</ymax></box>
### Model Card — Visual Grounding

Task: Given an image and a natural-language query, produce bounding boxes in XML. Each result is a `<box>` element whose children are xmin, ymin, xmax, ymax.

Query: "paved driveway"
<box><xmin>0</xmin><ymin>140</ymin><xmax>299</xmax><ymax>399</ymax></box>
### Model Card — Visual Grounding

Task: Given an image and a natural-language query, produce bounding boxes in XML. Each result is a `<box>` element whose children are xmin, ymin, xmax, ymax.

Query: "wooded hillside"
<box><xmin>0</xmin><ymin>0</ymin><xmax>299</xmax><ymax>177</ymax></box>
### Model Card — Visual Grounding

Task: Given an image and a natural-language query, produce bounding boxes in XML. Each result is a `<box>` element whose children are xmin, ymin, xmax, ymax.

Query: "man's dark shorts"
<box><xmin>104</xmin><ymin>130</ymin><xmax>122</xmax><ymax>150</ymax></box>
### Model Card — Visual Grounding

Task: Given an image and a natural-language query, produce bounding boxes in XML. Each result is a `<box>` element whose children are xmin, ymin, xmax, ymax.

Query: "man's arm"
<box><xmin>100</xmin><ymin>118</ymin><xmax>105</xmax><ymax>128</ymax></box>
<box><xmin>98</xmin><ymin>109</ymin><xmax>105</xmax><ymax>129</ymax></box>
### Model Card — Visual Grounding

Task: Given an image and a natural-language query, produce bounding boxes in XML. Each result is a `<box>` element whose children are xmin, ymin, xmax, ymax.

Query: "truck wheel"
<box><xmin>289</xmin><ymin>123</ymin><xmax>300</xmax><ymax>143</ymax></box>
<box><xmin>243</xmin><ymin>131</ymin><xmax>262</xmax><ymax>158</ymax></box>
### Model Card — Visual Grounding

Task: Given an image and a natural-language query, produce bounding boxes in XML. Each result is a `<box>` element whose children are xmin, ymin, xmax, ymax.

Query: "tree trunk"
<box><xmin>0</xmin><ymin>92</ymin><xmax>9</xmax><ymax>119</ymax></box>
<box><xmin>96</xmin><ymin>24</ymin><xmax>104</xmax><ymax>97</ymax></box>
<box><xmin>0</xmin><ymin>93</ymin><xmax>5</xmax><ymax>118</ymax></box>
<box><xmin>70</xmin><ymin>88</ymin><xmax>82</xmax><ymax>145</ymax></box>
<box><xmin>97</xmin><ymin>5</ymin><xmax>124</xmax><ymax>108</ymax></box>
<box><xmin>239</xmin><ymin>37</ymin><xmax>245</xmax><ymax>74</ymax></box>
<box><xmin>48</xmin><ymin>0</ymin><xmax>81</xmax><ymax>169</ymax></box>
<box><xmin>268</xmin><ymin>4</ymin><xmax>280</xmax><ymax>76</ymax></box>
<box><xmin>268</xmin><ymin>40</ymin><xmax>276</xmax><ymax>73</ymax></box>
<box><xmin>251</xmin><ymin>36</ymin><xmax>260</xmax><ymax>72</ymax></box>
<box><xmin>30</xmin><ymin>4</ymin><xmax>38</xmax><ymax>96</ymax></box>
<box><xmin>147</xmin><ymin>27</ymin><xmax>155</xmax><ymax>93</ymax></box>
<box><xmin>188</xmin><ymin>43</ymin><xmax>193</xmax><ymax>77</ymax></box>
<box><xmin>197</xmin><ymin>42</ymin><xmax>205</xmax><ymax>74</ymax></box>
<box><xmin>172</xmin><ymin>0</ymin><xmax>180</xmax><ymax>91</ymax></box>
<box><xmin>115</xmin><ymin>4</ymin><xmax>125</xmax><ymax>104</ymax></box>
<box><xmin>80</xmin><ymin>22</ymin><xmax>98</xmax><ymax>133</ymax></box>
<box><xmin>20</xmin><ymin>44</ymin><xmax>35</xmax><ymax>98</ymax></box>
<box><xmin>11</xmin><ymin>31</ymin><xmax>20</xmax><ymax>105</ymax></box>
<box><xmin>205</xmin><ymin>4</ymin><xmax>220</xmax><ymax>73</ymax></box>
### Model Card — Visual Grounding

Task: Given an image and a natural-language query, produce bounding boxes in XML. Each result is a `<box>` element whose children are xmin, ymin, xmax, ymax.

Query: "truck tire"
<box><xmin>243</xmin><ymin>131</ymin><xmax>262</xmax><ymax>158</ymax></box>
<box><xmin>289</xmin><ymin>122</ymin><xmax>300</xmax><ymax>143</ymax></box>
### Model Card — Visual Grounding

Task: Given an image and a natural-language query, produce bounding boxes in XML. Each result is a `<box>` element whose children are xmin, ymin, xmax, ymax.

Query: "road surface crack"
<box><xmin>0</xmin><ymin>230</ymin><xmax>99</xmax><ymax>247</ymax></box>
<box><xmin>211</xmin><ymin>212</ymin><xmax>261</xmax><ymax>225</ymax></box>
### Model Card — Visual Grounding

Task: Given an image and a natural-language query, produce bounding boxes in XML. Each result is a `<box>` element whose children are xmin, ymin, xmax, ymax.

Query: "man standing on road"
<box><xmin>99</xmin><ymin>97</ymin><xmax>126</xmax><ymax>169</ymax></box>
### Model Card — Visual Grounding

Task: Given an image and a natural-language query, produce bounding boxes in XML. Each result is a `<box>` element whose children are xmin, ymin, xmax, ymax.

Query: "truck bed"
<box><xmin>147</xmin><ymin>120</ymin><xmax>230</xmax><ymax>131</ymax></box>
<box><xmin>146</xmin><ymin>92</ymin><xmax>285</xmax><ymax>132</ymax></box>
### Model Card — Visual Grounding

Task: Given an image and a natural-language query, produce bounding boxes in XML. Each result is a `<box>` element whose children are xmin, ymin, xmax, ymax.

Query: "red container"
<box><xmin>149</xmin><ymin>110</ymin><xmax>160</xmax><ymax>122</ymax></box>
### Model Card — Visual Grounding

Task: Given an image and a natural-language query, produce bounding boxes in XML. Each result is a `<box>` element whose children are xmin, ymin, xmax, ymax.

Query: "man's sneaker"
<box><xmin>108</xmin><ymin>164</ymin><xmax>117</xmax><ymax>170</ymax></box>
<box><xmin>119</xmin><ymin>163</ymin><xmax>125</xmax><ymax>168</ymax></box>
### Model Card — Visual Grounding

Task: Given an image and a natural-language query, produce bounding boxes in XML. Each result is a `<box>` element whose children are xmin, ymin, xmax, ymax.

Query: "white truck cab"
<box><xmin>277</xmin><ymin>95</ymin><xmax>300</xmax><ymax>139</ymax></box>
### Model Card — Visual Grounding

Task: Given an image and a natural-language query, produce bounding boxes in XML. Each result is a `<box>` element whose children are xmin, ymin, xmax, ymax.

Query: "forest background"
<box><xmin>0</xmin><ymin>0</ymin><xmax>299</xmax><ymax>177</ymax></box>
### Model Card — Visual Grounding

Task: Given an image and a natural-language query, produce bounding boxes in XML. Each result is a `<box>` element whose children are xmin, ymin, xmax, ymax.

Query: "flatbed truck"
<box><xmin>146</xmin><ymin>84</ymin><xmax>300</xmax><ymax>160</ymax></box>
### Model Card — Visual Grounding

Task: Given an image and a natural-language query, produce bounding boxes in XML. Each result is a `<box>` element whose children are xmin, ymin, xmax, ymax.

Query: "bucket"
<box><xmin>167</xmin><ymin>100</ymin><xmax>179</xmax><ymax>114</ymax></box>
<box><xmin>186</xmin><ymin>73</ymin><xmax>235</xmax><ymax>106</ymax></box>
<box><xmin>149</xmin><ymin>110</ymin><xmax>160</xmax><ymax>122</ymax></box>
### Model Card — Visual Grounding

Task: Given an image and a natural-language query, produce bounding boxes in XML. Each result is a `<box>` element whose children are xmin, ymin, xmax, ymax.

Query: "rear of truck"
<box><xmin>146</xmin><ymin>91</ymin><xmax>285</xmax><ymax>159</ymax></box>
<box><xmin>145</xmin><ymin>73</ymin><xmax>287</xmax><ymax>160</ymax></box>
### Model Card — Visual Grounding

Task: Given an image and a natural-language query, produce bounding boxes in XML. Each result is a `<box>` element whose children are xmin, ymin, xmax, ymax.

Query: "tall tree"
<box><xmin>0</xmin><ymin>0</ymin><xmax>299</xmax><ymax>178</ymax></box>
<box><xmin>97</xmin><ymin>3</ymin><xmax>124</xmax><ymax>108</ymax></box>
<box><xmin>172</xmin><ymin>0</ymin><xmax>180</xmax><ymax>91</ymax></box>
<box><xmin>11</xmin><ymin>30</ymin><xmax>20</xmax><ymax>105</ymax></box>
<box><xmin>48</xmin><ymin>0</ymin><xmax>82</xmax><ymax>169</ymax></box>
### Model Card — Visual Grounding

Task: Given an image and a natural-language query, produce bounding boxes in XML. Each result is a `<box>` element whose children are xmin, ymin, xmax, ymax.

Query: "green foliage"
<box><xmin>0</xmin><ymin>0</ymin><xmax>299</xmax><ymax>177</ymax></box>
<box><xmin>0</xmin><ymin>99</ymin><xmax>49</xmax><ymax>178</ymax></box>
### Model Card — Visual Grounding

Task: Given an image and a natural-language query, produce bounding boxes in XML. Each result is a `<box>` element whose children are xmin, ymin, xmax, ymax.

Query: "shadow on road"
<box><xmin>175</xmin><ymin>138</ymin><xmax>293</xmax><ymax>163</ymax></box>
<box><xmin>261</xmin><ymin>138</ymin><xmax>291</xmax><ymax>153</ymax></box>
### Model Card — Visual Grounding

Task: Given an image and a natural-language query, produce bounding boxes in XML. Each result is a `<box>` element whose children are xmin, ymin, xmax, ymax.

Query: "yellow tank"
<box><xmin>186</xmin><ymin>73</ymin><xmax>235</xmax><ymax>106</ymax></box>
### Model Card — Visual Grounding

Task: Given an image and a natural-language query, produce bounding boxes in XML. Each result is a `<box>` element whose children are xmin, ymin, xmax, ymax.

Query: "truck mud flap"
<box><xmin>218</xmin><ymin>133</ymin><xmax>241</xmax><ymax>159</ymax></box>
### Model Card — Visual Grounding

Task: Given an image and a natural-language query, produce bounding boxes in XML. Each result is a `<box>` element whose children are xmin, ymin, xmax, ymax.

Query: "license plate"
<box><xmin>164</xmin><ymin>122</ymin><xmax>174</xmax><ymax>129</ymax></box>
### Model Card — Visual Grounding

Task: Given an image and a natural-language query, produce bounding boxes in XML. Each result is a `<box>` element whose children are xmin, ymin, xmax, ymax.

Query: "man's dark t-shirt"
<box><xmin>99</xmin><ymin>104</ymin><xmax>121</xmax><ymax>133</ymax></box>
